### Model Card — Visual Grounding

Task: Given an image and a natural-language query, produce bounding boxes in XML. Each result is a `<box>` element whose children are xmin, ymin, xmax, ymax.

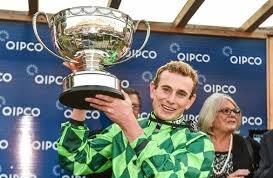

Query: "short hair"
<box><xmin>123</xmin><ymin>87</ymin><xmax>141</xmax><ymax>108</ymax></box>
<box><xmin>152</xmin><ymin>60</ymin><xmax>198</xmax><ymax>98</ymax></box>
<box><xmin>198</xmin><ymin>93</ymin><xmax>242</xmax><ymax>135</ymax></box>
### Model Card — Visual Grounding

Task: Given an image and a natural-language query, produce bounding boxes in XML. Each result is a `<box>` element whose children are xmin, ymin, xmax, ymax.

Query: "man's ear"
<box><xmin>150</xmin><ymin>81</ymin><xmax>156</xmax><ymax>99</ymax></box>
<box><xmin>186</xmin><ymin>94</ymin><xmax>196</xmax><ymax>110</ymax></box>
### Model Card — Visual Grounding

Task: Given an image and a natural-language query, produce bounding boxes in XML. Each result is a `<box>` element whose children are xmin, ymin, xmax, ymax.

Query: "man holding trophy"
<box><xmin>57</xmin><ymin>60</ymin><xmax>214</xmax><ymax>178</ymax></box>
<box><xmin>32</xmin><ymin>5</ymin><xmax>214</xmax><ymax>178</ymax></box>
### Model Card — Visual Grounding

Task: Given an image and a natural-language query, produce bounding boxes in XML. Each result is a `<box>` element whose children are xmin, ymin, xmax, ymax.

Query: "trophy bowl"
<box><xmin>33</xmin><ymin>6</ymin><xmax>150</xmax><ymax>109</ymax></box>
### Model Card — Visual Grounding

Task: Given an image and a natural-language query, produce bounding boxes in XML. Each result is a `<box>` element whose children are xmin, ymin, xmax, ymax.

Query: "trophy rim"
<box><xmin>50</xmin><ymin>6</ymin><xmax>134</xmax><ymax>24</ymax></box>
<box><xmin>44</xmin><ymin>5</ymin><xmax>139</xmax><ymax>69</ymax></box>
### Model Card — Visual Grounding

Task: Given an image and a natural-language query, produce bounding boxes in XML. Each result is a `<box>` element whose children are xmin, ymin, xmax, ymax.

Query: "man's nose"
<box><xmin>166</xmin><ymin>92</ymin><xmax>176</xmax><ymax>103</ymax></box>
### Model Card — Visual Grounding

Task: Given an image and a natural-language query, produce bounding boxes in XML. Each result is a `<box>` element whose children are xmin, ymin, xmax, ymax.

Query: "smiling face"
<box><xmin>150</xmin><ymin>70</ymin><xmax>196</xmax><ymax>121</ymax></box>
<box><xmin>212</xmin><ymin>98</ymin><xmax>240</xmax><ymax>134</ymax></box>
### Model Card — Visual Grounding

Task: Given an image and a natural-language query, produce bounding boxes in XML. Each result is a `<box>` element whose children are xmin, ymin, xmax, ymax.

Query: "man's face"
<box><xmin>128</xmin><ymin>94</ymin><xmax>141</xmax><ymax>118</ymax></box>
<box><xmin>150</xmin><ymin>70</ymin><xmax>196</xmax><ymax>121</ymax></box>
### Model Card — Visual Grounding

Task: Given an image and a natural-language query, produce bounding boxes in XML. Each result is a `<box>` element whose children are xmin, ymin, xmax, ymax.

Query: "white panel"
<box><xmin>39</xmin><ymin>0</ymin><xmax>108</xmax><ymax>14</ymax></box>
<box><xmin>0</xmin><ymin>0</ymin><xmax>28</xmax><ymax>11</ymax></box>
<box><xmin>119</xmin><ymin>0</ymin><xmax>187</xmax><ymax>22</ymax></box>
<box><xmin>188</xmin><ymin>0</ymin><xmax>267</xmax><ymax>27</ymax></box>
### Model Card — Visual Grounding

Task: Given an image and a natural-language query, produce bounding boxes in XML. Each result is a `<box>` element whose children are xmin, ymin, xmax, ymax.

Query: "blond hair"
<box><xmin>152</xmin><ymin>60</ymin><xmax>198</xmax><ymax>98</ymax></box>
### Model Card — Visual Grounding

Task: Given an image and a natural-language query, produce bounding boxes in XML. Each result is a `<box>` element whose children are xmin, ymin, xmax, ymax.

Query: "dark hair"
<box><xmin>123</xmin><ymin>87</ymin><xmax>141</xmax><ymax>107</ymax></box>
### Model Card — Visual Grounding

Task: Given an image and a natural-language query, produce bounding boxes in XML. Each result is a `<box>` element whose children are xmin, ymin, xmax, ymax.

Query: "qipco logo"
<box><xmin>6</xmin><ymin>41</ymin><xmax>43</xmax><ymax>52</ymax></box>
<box><xmin>126</xmin><ymin>49</ymin><xmax>157</xmax><ymax>59</ymax></box>
<box><xmin>121</xmin><ymin>80</ymin><xmax>129</xmax><ymax>88</ymax></box>
<box><xmin>64</xmin><ymin>109</ymin><xmax>101</xmax><ymax>120</ymax></box>
<box><xmin>203</xmin><ymin>84</ymin><xmax>237</xmax><ymax>94</ymax></box>
<box><xmin>177</xmin><ymin>52</ymin><xmax>210</xmax><ymax>63</ymax></box>
<box><xmin>242</xmin><ymin>116</ymin><xmax>263</xmax><ymax>126</ymax></box>
<box><xmin>0</xmin><ymin>173</ymin><xmax>37</xmax><ymax>178</ymax></box>
<box><xmin>32</xmin><ymin>140</ymin><xmax>57</xmax><ymax>151</ymax></box>
<box><xmin>139</xmin><ymin>112</ymin><xmax>149</xmax><ymax>118</ymax></box>
<box><xmin>0</xmin><ymin>139</ymin><xmax>8</xmax><ymax>150</ymax></box>
<box><xmin>2</xmin><ymin>106</ymin><xmax>40</xmax><ymax>117</ymax></box>
<box><xmin>142</xmin><ymin>71</ymin><xmax>153</xmax><ymax>82</ymax></box>
<box><xmin>53</xmin><ymin>165</ymin><xmax>86</xmax><ymax>178</ymax></box>
<box><xmin>183</xmin><ymin>114</ymin><xmax>199</xmax><ymax>123</ymax></box>
<box><xmin>198</xmin><ymin>74</ymin><xmax>206</xmax><ymax>85</ymax></box>
<box><xmin>229</xmin><ymin>56</ymin><xmax>262</xmax><ymax>65</ymax></box>
<box><xmin>34</xmin><ymin>75</ymin><xmax>63</xmax><ymax>85</ymax></box>
<box><xmin>0</xmin><ymin>72</ymin><xmax>12</xmax><ymax>83</ymax></box>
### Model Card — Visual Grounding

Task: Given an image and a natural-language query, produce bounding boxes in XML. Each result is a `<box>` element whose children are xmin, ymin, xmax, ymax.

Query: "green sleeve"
<box><xmin>57</xmin><ymin>120</ymin><xmax>114</xmax><ymax>175</ymax></box>
<box><xmin>130</xmin><ymin>133</ymin><xmax>214</xmax><ymax>178</ymax></box>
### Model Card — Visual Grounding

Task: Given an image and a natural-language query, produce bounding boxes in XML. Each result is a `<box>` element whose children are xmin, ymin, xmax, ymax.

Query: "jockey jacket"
<box><xmin>57</xmin><ymin>112</ymin><xmax>214</xmax><ymax>178</ymax></box>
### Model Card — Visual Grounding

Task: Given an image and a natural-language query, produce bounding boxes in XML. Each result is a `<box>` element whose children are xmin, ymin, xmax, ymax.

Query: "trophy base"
<box><xmin>59</xmin><ymin>71</ymin><xmax>123</xmax><ymax>110</ymax></box>
<box><xmin>59</xmin><ymin>86</ymin><xmax>123</xmax><ymax>110</ymax></box>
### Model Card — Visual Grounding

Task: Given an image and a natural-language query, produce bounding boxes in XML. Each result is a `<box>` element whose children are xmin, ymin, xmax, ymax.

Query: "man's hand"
<box><xmin>85</xmin><ymin>90</ymin><xmax>144</xmax><ymax>142</ymax></box>
<box><xmin>63</xmin><ymin>61</ymin><xmax>78</xmax><ymax>73</ymax></box>
<box><xmin>62</xmin><ymin>54</ymin><xmax>83</xmax><ymax>72</ymax></box>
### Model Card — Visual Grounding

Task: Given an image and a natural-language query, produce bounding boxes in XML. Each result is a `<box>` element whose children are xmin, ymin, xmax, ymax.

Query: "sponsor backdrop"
<box><xmin>0</xmin><ymin>20</ymin><xmax>266</xmax><ymax>178</ymax></box>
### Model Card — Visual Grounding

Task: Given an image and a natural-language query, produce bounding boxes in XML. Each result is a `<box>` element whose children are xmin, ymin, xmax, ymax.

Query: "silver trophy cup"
<box><xmin>32</xmin><ymin>6</ymin><xmax>150</xmax><ymax>109</ymax></box>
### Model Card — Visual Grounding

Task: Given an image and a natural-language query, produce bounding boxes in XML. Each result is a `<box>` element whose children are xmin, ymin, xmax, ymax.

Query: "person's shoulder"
<box><xmin>188</xmin><ymin>130</ymin><xmax>209</xmax><ymax>136</ymax></box>
<box><xmin>232</xmin><ymin>134</ymin><xmax>249</xmax><ymax>146</ymax></box>
<box><xmin>263</xmin><ymin>130</ymin><xmax>273</xmax><ymax>137</ymax></box>
<box><xmin>181</xmin><ymin>129</ymin><xmax>212</xmax><ymax>142</ymax></box>
<box><xmin>233</xmin><ymin>133</ymin><xmax>244</xmax><ymax>140</ymax></box>
<box><xmin>183</xmin><ymin>130</ymin><xmax>214</xmax><ymax>151</ymax></box>
<box><xmin>260</xmin><ymin>130</ymin><xmax>273</xmax><ymax>143</ymax></box>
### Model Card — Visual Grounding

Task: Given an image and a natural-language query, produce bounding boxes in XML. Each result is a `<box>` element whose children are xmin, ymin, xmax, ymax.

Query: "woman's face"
<box><xmin>212</xmin><ymin>99</ymin><xmax>241</xmax><ymax>134</ymax></box>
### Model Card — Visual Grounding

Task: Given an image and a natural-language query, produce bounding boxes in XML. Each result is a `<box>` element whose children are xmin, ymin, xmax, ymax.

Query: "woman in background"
<box><xmin>198</xmin><ymin>93</ymin><xmax>254</xmax><ymax>178</ymax></box>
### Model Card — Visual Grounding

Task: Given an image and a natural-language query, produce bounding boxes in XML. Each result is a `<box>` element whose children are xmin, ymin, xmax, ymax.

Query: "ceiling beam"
<box><xmin>0</xmin><ymin>10</ymin><xmax>31</xmax><ymax>21</ymax></box>
<box><xmin>28</xmin><ymin>0</ymin><xmax>38</xmax><ymax>15</ymax></box>
<box><xmin>107</xmin><ymin>0</ymin><xmax>122</xmax><ymax>9</ymax></box>
<box><xmin>173</xmin><ymin>0</ymin><xmax>205</xmax><ymax>27</ymax></box>
<box><xmin>240</xmin><ymin>0</ymin><xmax>273</xmax><ymax>32</ymax></box>
<box><xmin>137</xmin><ymin>22</ymin><xmax>267</xmax><ymax>39</ymax></box>
<box><xmin>0</xmin><ymin>10</ymin><xmax>268</xmax><ymax>39</ymax></box>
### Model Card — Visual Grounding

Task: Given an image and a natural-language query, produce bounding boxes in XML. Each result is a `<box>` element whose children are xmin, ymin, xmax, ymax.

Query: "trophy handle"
<box><xmin>113</xmin><ymin>19</ymin><xmax>151</xmax><ymax>65</ymax></box>
<box><xmin>32</xmin><ymin>12</ymin><xmax>76</xmax><ymax>63</ymax></box>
